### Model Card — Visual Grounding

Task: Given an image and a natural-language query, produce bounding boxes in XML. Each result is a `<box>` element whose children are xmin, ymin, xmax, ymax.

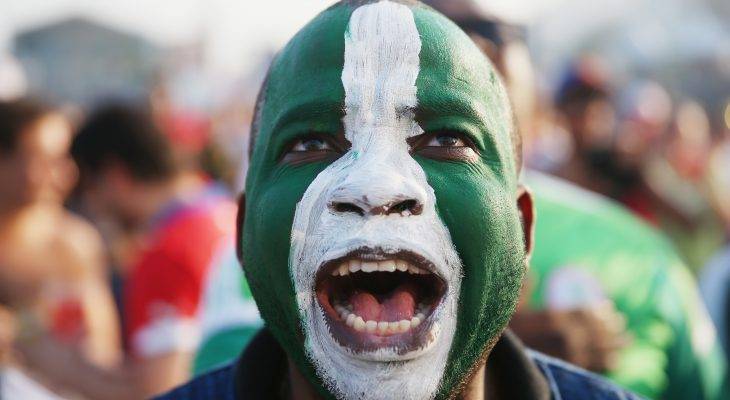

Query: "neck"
<box><xmin>286</xmin><ymin>359</ymin><xmax>487</xmax><ymax>400</ymax></box>
<box><xmin>287</xmin><ymin>359</ymin><xmax>322</xmax><ymax>400</ymax></box>
<box><xmin>0</xmin><ymin>202</ymin><xmax>59</xmax><ymax>235</ymax></box>
<box><xmin>461</xmin><ymin>362</ymin><xmax>487</xmax><ymax>400</ymax></box>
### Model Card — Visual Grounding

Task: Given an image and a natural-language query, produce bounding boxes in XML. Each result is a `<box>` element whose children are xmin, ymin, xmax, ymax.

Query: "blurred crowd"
<box><xmin>0</xmin><ymin>0</ymin><xmax>729</xmax><ymax>399</ymax></box>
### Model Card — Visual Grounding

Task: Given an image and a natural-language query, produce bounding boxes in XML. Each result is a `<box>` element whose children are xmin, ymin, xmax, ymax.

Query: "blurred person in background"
<box><xmin>420</xmin><ymin>1</ymin><xmax>728</xmax><ymax>398</ymax></box>
<box><xmin>554</xmin><ymin>73</ymin><xmax>725</xmax><ymax>271</ymax></box>
<box><xmin>642</xmin><ymin>99</ymin><xmax>725</xmax><ymax>270</ymax></box>
<box><xmin>0</xmin><ymin>99</ymin><xmax>121</xmax><ymax>396</ymax></box>
<box><xmin>553</xmin><ymin>59</ymin><xmax>641</xmax><ymax>200</ymax></box>
<box><xmin>522</xmin><ymin>171</ymin><xmax>728</xmax><ymax>399</ymax></box>
<box><xmin>11</xmin><ymin>103</ymin><xmax>239</xmax><ymax>399</ymax></box>
<box><xmin>151</xmin><ymin>84</ymin><xmax>263</xmax><ymax>374</ymax></box>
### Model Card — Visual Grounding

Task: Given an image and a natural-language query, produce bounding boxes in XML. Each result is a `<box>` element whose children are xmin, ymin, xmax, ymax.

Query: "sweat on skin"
<box><xmin>241</xmin><ymin>1</ymin><xmax>527</xmax><ymax>399</ymax></box>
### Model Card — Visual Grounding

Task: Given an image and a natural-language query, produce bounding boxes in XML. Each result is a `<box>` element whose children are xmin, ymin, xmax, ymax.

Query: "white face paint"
<box><xmin>289</xmin><ymin>2</ymin><xmax>463</xmax><ymax>399</ymax></box>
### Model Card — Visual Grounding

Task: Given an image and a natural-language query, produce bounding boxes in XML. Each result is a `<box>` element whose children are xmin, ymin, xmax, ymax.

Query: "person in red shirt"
<box><xmin>20</xmin><ymin>103</ymin><xmax>237</xmax><ymax>399</ymax></box>
<box><xmin>124</xmin><ymin>178</ymin><xmax>236</xmax><ymax>359</ymax></box>
<box><xmin>0</xmin><ymin>99</ymin><xmax>121</xmax><ymax>398</ymax></box>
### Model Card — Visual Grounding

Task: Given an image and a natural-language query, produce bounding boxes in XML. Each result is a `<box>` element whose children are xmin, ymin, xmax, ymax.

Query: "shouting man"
<box><xmin>160</xmin><ymin>1</ymin><xmax>640</xmax><ymax>399</ymax></box>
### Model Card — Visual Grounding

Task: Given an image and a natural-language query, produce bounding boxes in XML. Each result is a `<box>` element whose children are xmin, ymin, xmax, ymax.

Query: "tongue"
<box><xmin>381</xmin><ymin>282</ymin><xmax>418</xmax><ymax>321</ymax></box>
<box><xmin>350</xmin><ymin>282</ymin><xmax>418</xmax><ymax>322</ymax></box>
<box><xmin>350</xmin><ymin>291</ymin><xmax>380</xmax><ymax>321</ymax></box>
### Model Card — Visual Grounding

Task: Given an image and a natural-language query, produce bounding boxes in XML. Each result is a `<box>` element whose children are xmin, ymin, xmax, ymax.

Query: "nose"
<box><xmin>327</xmin><ymin>174</ymin><xmax>427</xmax><ymax>217</ymax></box>
<box><xmin>330</xmin><ymin>197</ymin><xmax>423</xmax><ymax>216</ymax></box>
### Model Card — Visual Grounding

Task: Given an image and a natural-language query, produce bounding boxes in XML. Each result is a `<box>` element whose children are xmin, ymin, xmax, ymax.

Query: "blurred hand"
<box><xmin>509</xmin><ymin>301</ymin><xmax>631</xmax><ymax>372</ymax></box>
<box><xmin>14</xmin><ymin>329</ymin><xmax>82</xmax><ymax>389</ymax></box>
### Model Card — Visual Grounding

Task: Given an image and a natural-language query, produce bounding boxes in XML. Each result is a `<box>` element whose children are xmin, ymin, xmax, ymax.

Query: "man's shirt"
<box><xmin>155</xmin><ymin>329</ymin><xmax>643</xmax><ymax>400</ymax></box>
<box><xmin>124</xmin><ymin>184</ymin><xmax>237</xmax><ymax>358</ymax></box>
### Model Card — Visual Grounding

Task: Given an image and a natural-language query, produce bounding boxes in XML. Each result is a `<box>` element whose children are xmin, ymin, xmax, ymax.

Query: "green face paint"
<box><xmin>241</xmin><ymin>1</ymin><xmax>525</xmax><ymax>398</ymax></box>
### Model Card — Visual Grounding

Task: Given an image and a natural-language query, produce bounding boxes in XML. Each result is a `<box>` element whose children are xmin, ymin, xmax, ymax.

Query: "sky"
<box><xmin>0</xmin><ymin>0</ymin><xmax>565</xmax><ymax>76</ymax></box>
<box><xmin>1</xmin><ymin>0</ymin><xmax>725</xmax><ymax>94</ymax></box>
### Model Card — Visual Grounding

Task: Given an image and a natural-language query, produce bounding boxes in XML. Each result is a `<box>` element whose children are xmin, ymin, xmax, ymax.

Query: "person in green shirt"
<box><xmin>523</xmin><ymin>171</ymin><xmax>728</xmax><ymax>399</ymax></box>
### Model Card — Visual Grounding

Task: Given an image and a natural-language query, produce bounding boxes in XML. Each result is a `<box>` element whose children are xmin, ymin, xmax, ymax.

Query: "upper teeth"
<box><xmin>331</xmin><ymin>259</ymin><xmax>428</xmax><ymax>276</ymax></box>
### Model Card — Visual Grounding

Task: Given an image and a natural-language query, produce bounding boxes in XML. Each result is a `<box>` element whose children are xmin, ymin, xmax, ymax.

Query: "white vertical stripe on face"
<box><xmin>290</xmin><ymin>2</ymin><xmax>462</xmax><ymax>399</ymax></box>
<box><xmin>341</xmin><ymin>0</ymin><xmax>423</xmax><ymax>147</ymax></box>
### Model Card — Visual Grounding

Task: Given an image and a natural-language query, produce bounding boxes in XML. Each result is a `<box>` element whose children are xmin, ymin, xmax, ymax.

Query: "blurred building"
<box><xmin>13</xmin><ymin>17</ymin><xmax>161</xmax><ymax>107</ymax></box>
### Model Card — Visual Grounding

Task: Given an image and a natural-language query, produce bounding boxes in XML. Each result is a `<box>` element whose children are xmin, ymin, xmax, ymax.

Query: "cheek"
<box><xmin>247</xmin><ymin>165</ymin><xmax>325</xmax><ymax>274</ymax></box>
<box><xmin>421</xmin><ymin>161</ymin><xmax>525</xmax><ymax>331</ymax></box>
<box><xmin>243</xmin><ymin>163</ymin><xmax>328</xmax><ymax>333</ymax></box>
<box><xmin>435</xmin><ymin>175</ymin><xmax>523</xmax><ymax>299</ymax></box>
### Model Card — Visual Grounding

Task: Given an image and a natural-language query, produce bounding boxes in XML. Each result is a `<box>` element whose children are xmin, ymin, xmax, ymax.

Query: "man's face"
<box><xmin>79</xmin><ymin>167</ymin><xmax>144</xmax><ymax>233</ymax></box>
<box><xmin>242</xmin><ymin>1</ymin><xmax>526</xmax><ymax>399</ymax></box>
<box><xmin>0</xmin><ymin>114</ymin><xmax>75</xmax><ymax>208</ymax></box>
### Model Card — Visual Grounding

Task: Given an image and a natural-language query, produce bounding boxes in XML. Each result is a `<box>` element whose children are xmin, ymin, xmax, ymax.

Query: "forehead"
<box><xmin>255</xmin><ymin>1</ymin><xmax>514</xmax><ymax>170</ymax></box>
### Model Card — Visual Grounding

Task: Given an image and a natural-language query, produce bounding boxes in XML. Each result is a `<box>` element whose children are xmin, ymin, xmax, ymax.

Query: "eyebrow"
<box><xmin>415</xmin><ymin>94</ymin><xmax>489</xmax><ymax>131</ymax></box>
<box><xmin>416</xmin><ymin>90</ymin><xmax>511</xmax><ymax>166</ymax></box>
<box><xmin>271</xmin><ymin>98</ymin><xmax>344</xmax><ymax>135</ymax></box>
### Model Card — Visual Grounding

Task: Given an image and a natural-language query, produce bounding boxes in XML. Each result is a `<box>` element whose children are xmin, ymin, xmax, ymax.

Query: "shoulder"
<box><xmin>153</xmin><ymin>196</ymin><xmax>236</xmax><ymax>254</ymax></box>
<box><xmin>53</xmin><ymin>211</ymin><xmax>105</xmax><ymax>276</ymax></box>
<box><xmin>529</xmin><ymin>350</ymin><xmax>646</xmax><ymax>400</ymax></box>
<box><xmin>154</xmin><ymin>363</ymin><xmax>237</xmax><ymax>400</ymax></box>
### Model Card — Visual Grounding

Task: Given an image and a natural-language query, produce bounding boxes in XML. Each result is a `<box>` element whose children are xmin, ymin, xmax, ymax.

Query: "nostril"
<box><xmin>330</xmin><ymin>202</ymin><xmax>366</xmax><ymax>216</ymax></box>
<box><xmin>388</xmin><ymin>199</ymin><xmax>423</xmax><ymax>216</ymax></box>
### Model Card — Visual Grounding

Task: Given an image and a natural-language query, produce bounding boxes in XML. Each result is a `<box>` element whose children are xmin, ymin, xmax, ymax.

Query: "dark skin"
<box><xmin>243</xmin><ymin>132</ymin><xmax>536</xmax><ymax>398</ymax></box>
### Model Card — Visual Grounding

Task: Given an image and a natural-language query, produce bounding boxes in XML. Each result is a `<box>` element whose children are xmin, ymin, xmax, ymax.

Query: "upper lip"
<box><xmin>315</xmin><ymin>247</ymin><xmax>442</xmax><ymax>283</ymax></box>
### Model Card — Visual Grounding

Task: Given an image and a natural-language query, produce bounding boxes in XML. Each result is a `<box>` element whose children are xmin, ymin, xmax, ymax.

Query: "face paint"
<box><xmin>289</xmin><ymin>2</ymin><xmax>461</xmax><ymax>399</ymax></box>
<box><xmin>242</xmin><ymin>1</ymin><xmax>525</xmax><ymax>399</ymax></box>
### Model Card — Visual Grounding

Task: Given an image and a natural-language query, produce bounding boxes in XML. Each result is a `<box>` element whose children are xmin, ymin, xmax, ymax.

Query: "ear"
<box><xmin>236</xmin><ymin>192</ymin><xmax>246</xmax><ymax>263</ymax></box>
<box><xmin>516</xmin><ymin>185</ymin><xmax>535</xmax><ymax>261</ymax></box>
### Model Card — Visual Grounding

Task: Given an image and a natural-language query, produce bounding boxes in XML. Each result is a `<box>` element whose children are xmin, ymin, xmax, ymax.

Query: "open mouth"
<box><xmin>315</xmin><ymin>247</ymin><xmax>447</xmax><ymax>355</ymax></box>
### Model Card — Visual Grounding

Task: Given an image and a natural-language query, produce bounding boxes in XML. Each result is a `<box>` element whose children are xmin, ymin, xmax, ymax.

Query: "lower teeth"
<box><xmin>334</xmin><ymin>303</ymin><xmax>425</xmax><ymax>334</ymax></box>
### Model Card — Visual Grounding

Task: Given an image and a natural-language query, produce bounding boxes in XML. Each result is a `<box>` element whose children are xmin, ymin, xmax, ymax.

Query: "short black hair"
<box><xmin>0</xmin><ymin>98</ymin><xmax>53</xmax><ymax>154</ymax></box>
<box><xmin>71</xmin><ymin>103</ymin><xmax>175</xmax><ymax>183</ymax></box>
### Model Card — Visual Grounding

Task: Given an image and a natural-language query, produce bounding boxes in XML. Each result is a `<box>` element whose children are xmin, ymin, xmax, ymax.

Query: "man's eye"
<box><xmin>292</xmin><ymin>138</ymin><xmax>332</xmax><ymax>152</ymax></box>
<box><xmin>426</xmin><ymin>134</ymin><xmax>466</xmax><ymax>147</ymax></box>
<box><xmin>282</xmin><ymin>134</ymin><xmax>344</xmax><ymax>165</ymax></box>
<box><xmin>410</xmin><ymin>131</ymin><xmax>479</xmax><ymax>162</ymax></box>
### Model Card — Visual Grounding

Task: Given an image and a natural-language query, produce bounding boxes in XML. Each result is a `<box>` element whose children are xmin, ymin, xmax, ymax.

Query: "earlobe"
<box><xmin>236</xmin><ymin>192</ymin><xmax>246</xmax><ymax>262</ymax></box>
<box><xmin>516</xmin><ymin>185</ymin><xmax>535</xmax><ymax>260</ymax></box>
